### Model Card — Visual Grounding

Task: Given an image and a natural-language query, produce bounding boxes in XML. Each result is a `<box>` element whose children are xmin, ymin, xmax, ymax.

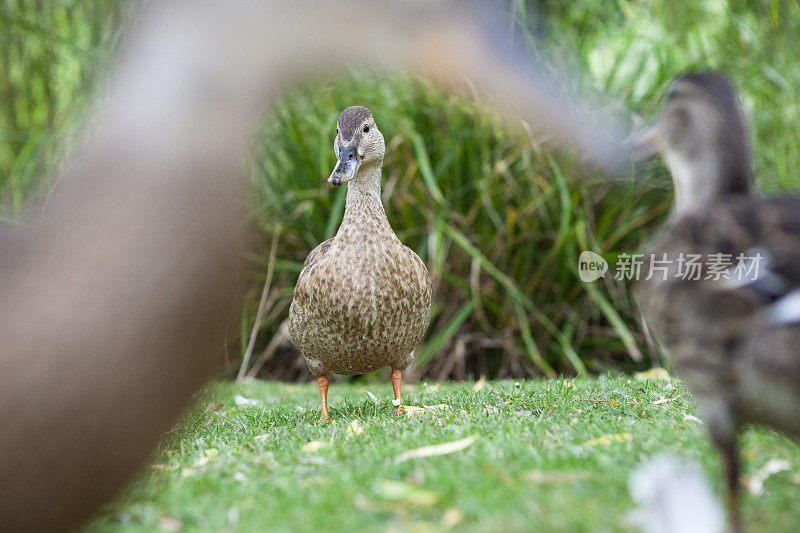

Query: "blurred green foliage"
<box><xmin>0</xmin><ymin>0</ymin><xmax>133</xmax><ymax>218</ymax></box>
<box><xmin>1</xmin><ymin>1</ymin><xmax>799</xmax><ymax>378</ymax></box>
<box><xmin>535</xmin><ymin>0</ymin><xmax>800</xmax><ymax>191</ymax></box>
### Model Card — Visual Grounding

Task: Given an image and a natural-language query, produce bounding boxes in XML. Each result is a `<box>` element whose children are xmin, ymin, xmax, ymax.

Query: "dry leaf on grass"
<box><xmin>423</xmin><ymin>404</ymin><xmax>452</xmax><ymax>412</ymax></box>
<box><xmin>347</xmin><ymin>419</ymin><xmax>365</xmax><ymax>437</ymax></box>
<box><xmin>254</xmin><ymin>433</ymin><xmax>270</xmax><ymax>441</ymax></box>
<box><xmin>158</xmin><ymin>516</ymin><xmax>183</xmax><ymax>532</ymax></box>
<box><xmin>583</xmin><ymin>432</ymin><xmax>632</xmax><ymax>447</ymax></box>
<box><xmin>234</xmin><ymin>395</ymin><xmax>261</xmax><ymax>407</ymax></box>
<box><xmin>303</xmin><ymin>440</ymin><xmax>325</xmax><ymax>453</ymax></box>
<box><xmin>395</xmin><ymin>435</ymin><xmax>477</xmax><ymax>463</ymax></box>
<box><xmin>746</xmin><ymin>459</ymin><xmax>792</xmax><ymax>496</ymax></box>
<box><xmin>634</xmin><ymin>368</ymin><xmax>671</xmax><ymax>381</ymax></box>
<box><xmin>365</xmin><ymin>390</ymin><xmax>378</xmax><ymax>404</ymax></box>
<box><xmin>441</xmin><ymin>508</ymin><xmax>465</xmax><ymax>527</ymax></box>
<box><xmin>526</xmin><ymin>470</ymin><xmax>594</xmax><ymax>483</ymax></box>
<box><xmin>375</xmin><ymin>480</ymin><xmax>439</xmax><ymax>506</ymax></box>
<box><xmin>398</xmin><ymin>405</ymin><xmax>426</xmax><ymax>418</ymax></box>
<box><xmin>473</xmin><ymin>375</ymin><xmax>486</xmax><ymax>392</ymax></box>
<box><xmin>193</xmin><ymin>457</ymin><xmax>210</xmax><ymax>469</ymax></box>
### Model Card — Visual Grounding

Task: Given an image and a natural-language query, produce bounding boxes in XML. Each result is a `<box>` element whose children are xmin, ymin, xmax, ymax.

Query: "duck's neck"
<box><xmin>344</xmin><ymin>162</ymin><xmax>382</xmax><ymax>205</ymax></box>
<box><xmin>666</xmin><ymin>152</ymin><xmax>752</xmax><ymax>217</ymax></box>
<box><xmin>338</xmin><ymin>162</ymin><xmax>393</xmax><ymax>236</ymax></box>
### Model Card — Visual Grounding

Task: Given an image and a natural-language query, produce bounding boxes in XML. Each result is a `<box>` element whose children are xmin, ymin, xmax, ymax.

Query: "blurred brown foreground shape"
<box><xmin>0</xmin><ymin>1</ymin><xmax>628</xmax><ymax>530</ymax></box>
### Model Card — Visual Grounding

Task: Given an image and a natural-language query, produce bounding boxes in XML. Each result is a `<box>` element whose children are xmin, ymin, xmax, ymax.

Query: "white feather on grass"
<box><xmin>627</xmin><ymin>454</ymin><xmax>724</xmax><ymax>533</ymax></box>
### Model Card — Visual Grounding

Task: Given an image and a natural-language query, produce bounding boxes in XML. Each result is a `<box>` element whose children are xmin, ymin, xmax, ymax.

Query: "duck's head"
<box><xmin>631</xmin><ymin>72</ymin><xmax>752</xmax><ymax>213</ymax></box>
<box><xmin>328</xmin><ymin>106</ymin><xmax>385</xmax><ymax>187</ymax></box>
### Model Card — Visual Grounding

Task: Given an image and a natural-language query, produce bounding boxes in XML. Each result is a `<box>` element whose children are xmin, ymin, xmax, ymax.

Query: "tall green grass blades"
<box><xmin>436</xmin><ymin>219</ymin><xmax>525</xmax><ymax>306</ymax></box>
<box><xmin>548</xmin><ymin>159</ymin><xmax>573</xmax><ymax>245</ymax></box>
<box><xmin>8</xmin><ymin>129</ymin><xmax>42</xmax><ymax>211</ymax></box>
<box><xmin>581</xmin><ymin>278</ymin><xmax>642</xmax><ymax>361</ymax></box>
<box><xmin>558</xmin><ymin>313</ymin><xmax>588</xmax><ymax>375</ymax></box>
<box><xmin>410</xmin><ymin>132</ymin><xmax>445</xmax><ymax>206</ymax></box>
<box><xmin>323</xmin><ymin>185</ymin><xmax>346</xmax><ymax>238</ymax></box>
<box><xmin>415</xmin><ymin>301</ymin><xmax>474</xmax><ymax>368</ymax></box>
<box><xmin>240</xmin><ymin>302</ymin><xmax>250</xmax><ymax>362</ymax></box>
<box><xmin>522</xmin><ymin>299</ymin><xmax>586</xmax><ymax>376</ymax></box>
<box><xmin>513</xmin><ymin>301</ymin><xmax>555</xmax><ymax>378</ymax></box>
<box><xmin>0</xmin><ymin>0</ymin><xmax>133</xmax><ymax>218</ymax></box>
<box><xmin>437</xmin><ymin>219</ymin><xmax>583</xmax><ymax>375</ymax></box>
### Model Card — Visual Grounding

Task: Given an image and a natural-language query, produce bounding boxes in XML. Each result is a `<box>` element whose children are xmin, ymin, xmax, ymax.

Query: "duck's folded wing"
<box><xmin>300</xmin><ymin>238</ymin><xmax>334</xmax><ymax>273</ymax></box>
<box><xmin>291</xmin><ymin>238</ymin><xmax>335</xmax><ymax>312</ymax></box>
<box><xmin>734</xmin><ymin>314</ymin><xmax>800</xmax><ymax>436</ymax></box>
<box><xmin>637</xmin><ymin>197</ymin><xmax>800</xmax><ymax>356</ymax></box>
<box><xmin>723</xmin><ymin>197</ymin><xmax>800</xmax><ymax>312</ymax></box>
<box><xmin>290</xmin><ymin>239</ymin><xmax>334</xmax><ymax>343</ymax></box>
<box><xmin>401</xmin><ymin>245</ymin><xmax>433</xmax><ymax>298</ymax></box>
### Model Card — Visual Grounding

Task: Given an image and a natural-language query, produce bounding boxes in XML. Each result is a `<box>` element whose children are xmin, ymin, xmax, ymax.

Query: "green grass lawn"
<box><xmin>86</xmin><ymin>377</ymin><xmax>800</xmax><ymax>532</ymax></box>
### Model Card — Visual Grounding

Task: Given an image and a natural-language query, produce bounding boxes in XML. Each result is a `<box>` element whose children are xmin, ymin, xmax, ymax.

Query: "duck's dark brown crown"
<box><xmin>337</xmin><ymin>106</ymin><xmax>372</xmax><ymax>141</ymax></box>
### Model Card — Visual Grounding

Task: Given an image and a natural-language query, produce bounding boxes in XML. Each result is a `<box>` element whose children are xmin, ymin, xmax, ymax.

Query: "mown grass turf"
<box><xmin>86</xmin><ymin>377</ymin><xmax>800</xmax><ymax>532</ymax></box>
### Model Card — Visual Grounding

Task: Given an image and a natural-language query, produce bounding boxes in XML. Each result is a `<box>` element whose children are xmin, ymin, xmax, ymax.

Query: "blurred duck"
<box><xmin>289</xmin><ymin>106</ymin><xmax>432</xmax><ymax>421</ymax></box>
<box><xmin>632</xmin><ymin>72</ymin><xmax>800</xmax><ymax>532</ymax></box>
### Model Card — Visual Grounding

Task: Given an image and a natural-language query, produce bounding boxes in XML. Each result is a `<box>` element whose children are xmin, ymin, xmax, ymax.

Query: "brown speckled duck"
<box><xmin>632</xmin><ymin>72</ymin><xmax>800</xmax><ymax>532</ymax></box>
<box><xmin>288</xmin><ymin>106</ymin><xmax>432</xmax><ymax>422</ymax></box>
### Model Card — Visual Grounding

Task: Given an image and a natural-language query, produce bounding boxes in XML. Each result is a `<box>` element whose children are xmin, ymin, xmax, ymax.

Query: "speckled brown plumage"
<box><xmin>288</xmin><ymin>107</ymin><xmax>432</xmax><ymax>419</ymax></box>
<box><xmin>289</xmin><ymin>193</ymin><xmax>431</xmax><ymax>376</ymax></box>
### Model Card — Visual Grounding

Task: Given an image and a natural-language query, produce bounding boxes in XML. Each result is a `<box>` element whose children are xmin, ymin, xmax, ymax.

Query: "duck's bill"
<box><xmin>328</xmin><ymin>158</ymin><xmax>360</xmax><ymax>186</ymax></box>
<box><xmin>626</xmin><ymin>124</ymin><xmax>663</xmax><ymax>162</ymax></box>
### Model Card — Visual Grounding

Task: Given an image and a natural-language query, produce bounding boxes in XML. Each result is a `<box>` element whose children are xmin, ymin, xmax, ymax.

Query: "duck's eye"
<box><xmin>363</xmin><ymin>124</ymin><xmax>370</xmax><ymax>133</ymax></box>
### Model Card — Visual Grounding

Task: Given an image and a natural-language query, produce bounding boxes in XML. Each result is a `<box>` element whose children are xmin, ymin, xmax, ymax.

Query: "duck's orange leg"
<box><xmin>318</xmin><ymin>375</ymin><xmax>331</xmax><ymax>422</ymax></box>
<box><xmin>391</xmin><ymin>369</ymin><xmax>402</xmax><ymax>413</ymax></box>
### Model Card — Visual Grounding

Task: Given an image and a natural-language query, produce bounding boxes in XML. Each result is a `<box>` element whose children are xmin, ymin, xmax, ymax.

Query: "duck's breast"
<box><xmin>289</xmin><ymin>237</ymin><xmax>431</xmax><ymax>375</ymax></box>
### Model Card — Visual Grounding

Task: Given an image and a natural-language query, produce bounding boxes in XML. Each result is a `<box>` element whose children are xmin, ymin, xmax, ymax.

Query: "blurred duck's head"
<box><xmin>630</xmin><ymin>72</ymin><xmax>752</xmax><ymax>213</ymax></box>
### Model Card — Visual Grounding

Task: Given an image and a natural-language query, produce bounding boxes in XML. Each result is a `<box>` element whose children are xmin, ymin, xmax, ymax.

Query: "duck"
<box><xmin>631</xmin><ymin>72</ymin><xmax>800</xmax><ymax>532</ymax></box>
<box><xmin>288</xmin><ymin>106</ymin><xmax>432</xmax><ymax>422</ymax></box>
